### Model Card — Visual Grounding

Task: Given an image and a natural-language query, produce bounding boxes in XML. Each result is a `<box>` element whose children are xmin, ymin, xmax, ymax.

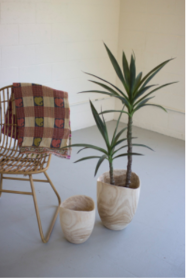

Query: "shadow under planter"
<box><xmin>97</xmin><ymin>169</ymin><xmax>140</xmax><ymax>230</ymax></box>
<box><xmin>59</xmin><ymin>195</ymin><xmax>95</xmax><ymax>244</ymax></box>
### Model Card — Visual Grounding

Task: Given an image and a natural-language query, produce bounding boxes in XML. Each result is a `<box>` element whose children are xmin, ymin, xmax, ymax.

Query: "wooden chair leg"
<box><xmin>0</xmin><ymin>173</ymin><xmax>3</xmax><ymax>197</ymax></box>
<box><xmin>29</xmin><ymin>172</ymin><xmax>61</xmax><ymax>243</ymax></box>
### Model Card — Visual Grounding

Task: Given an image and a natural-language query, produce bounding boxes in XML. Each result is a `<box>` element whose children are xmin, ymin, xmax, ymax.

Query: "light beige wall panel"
<box><xmin>0</xmin><ymin>67</ymin><xmax>19</xmax><ymax>86</ymax></box>
<box><xmin>1</xmin><ymin>2</ymin><xmax>35</xmax><ymax>24</ymax></box>
<box><xmin>19</xmin><ymin>24</ymin><xmax>51</xmax><ymax>45</ymax></box>
<box><xmin>52</xmin><ymin>21</ymin><xmax>119</xmax><ymax>43</ymax></box>
<box><xmin>0</xmin><ymin>25</ymin><xmax>18</xmax><ymax>45</ymax></box>
<box><xmin>18</xmin><ymin>45</ymin><xmax>36</xmax><ymax>67</ymax></box>
<box><xmin>2</xmin><ymin>46</ymin><xmax>25</xmax><ymax>68</ymax></box>
<box><xmin>2</xmin><ymin>45</ymin><xmax>36</xmax><ymax>68</ymax></box>
<box><xmin>0</xmin><ymin>0</ymin><xmax>120</xmax><ymax>131</ymax></box>
<box><xmin>116</xmin><ymin>0</ymin><xmax>185</xmax><ymax>140</ymax></box>
<box><xmin>36</xmin><ymin>2</ymin><xmax>53</xmax><ymax>23</ymax></box>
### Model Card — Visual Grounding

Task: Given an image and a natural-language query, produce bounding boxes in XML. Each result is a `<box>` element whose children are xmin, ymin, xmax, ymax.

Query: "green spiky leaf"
<box><xmin>74</xmin><ymin>156</ymin><xmax>101</xmax><ymax>163</ymax></box>
<box><xmin>113</xmin><ymin>152</ymin><xmax>143</xmax><ymax>160</ymax></box>
<box><xmin>68</xmin><ymin>143</ymin><xmax>108</xmax><ymax>155</ymax></box>
<box><xmin>122</xmin><ymin>51</ymin><xmax>130</xmax><ymax>86</ymax></box>
<box><xmin>134</xmin><ymin>84</ymin><xmax>157</xmax><ymax>101</ymax></box>
<box><xmin>83</xmin><ymin>72</ymin><xmax>129</xmax><ymax>99</ymax></box>
<box><xmin>104</xmin><ymin>43</ymin><xmax>129</xmax><ymax>93</ymax></box>
<box><xmin>90</xmin><ymin>101</ymin><xmax>110</xmax><ymax>149</ymax></box>
<box><xmin>139</xmin><ymin>58</ymin><xmax>174</xmax><ymax>88</ymax></box>
<box><xmin>134</xmin><ymin>82</ymin><xmax>178</xmax><ymax>106</ymax></box>
<box><xmin>135</xmin><ymin>103</ymin><xmax>167</xmax><ymax>113</ymax></box>
<box><xmin>131</xmin><ymin>143</ymin><xmax>154</xmax><ymax>151</ymax></box>
<box><xmin>94</xmin><ymin>155</ymin><xmax>107</xmax><ymax>176</ymax></box>
<box><xmin>88</xmin><ymin>80</ymin><xmax>121</xmax><ymax>97</ymax></box>
<box><xmin>114</xmin><ymin>137</ymin><xmax>137</xmax><ymax>148</ymax></box>
<box><xmin>134</xmin><ymin>96</ymin><xmax>155</xmax><ymax>111</ymax></box>
<box><xmin>112</xmin><ymin>127</ymin><xmax>128</xmax><ymax>147</ymax></box>
<box><xmin>130</xmin><ymin>54</ymin><xmax>136</xmax><ymax>95</ymax></box>
<box><xmin>132</xmin><ymin>72</ymin><xmax>143</xmax><ymax>95</ymax></box>
<box><xmin>79</xmin><ymin>90</ymin><xmax>127</xmax><ymax>103</ymax></box>
<box><xmin>111</xmin><ymin>107</ymin><xmax>125</xmax><ymax>147</ymax></box>
<box><xmin>112</xmin><ymin>143</ymin><xmax>153</xmax><ymax>156</ymax></box>
<box><xmin>99</xmin><ymin>109</ymin><xmax>129</xmax><ymax>116</ymax></box>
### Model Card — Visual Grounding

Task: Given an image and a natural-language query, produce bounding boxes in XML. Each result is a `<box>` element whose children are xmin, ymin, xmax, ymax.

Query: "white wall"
<box><xmin>115</xmin><ymin>0</ymin><xmax>185</xmax><ymax>140</ymax></box>
<box><xmin>0</xmin><ymin>0</ymin><xmax>120</xmax><ymax>131</ymax></box>
<box><xmin>0</xmin><ymin>0</ymin><xmax>184</xmax><ymax>139</ymax></box>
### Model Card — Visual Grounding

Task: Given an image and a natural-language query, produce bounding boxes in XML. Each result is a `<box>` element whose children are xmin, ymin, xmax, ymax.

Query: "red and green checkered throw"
<box><xmin>12</xmin><ymin>83</ymin><xmax>71</xmax><ymax>158</ymax></box>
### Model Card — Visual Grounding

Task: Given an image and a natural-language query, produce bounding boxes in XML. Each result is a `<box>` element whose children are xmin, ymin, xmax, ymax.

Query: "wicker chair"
<box><xmin>0</xmin><ymin>85</ymin><xmax>61</xmax><ymax>243</ymax></box>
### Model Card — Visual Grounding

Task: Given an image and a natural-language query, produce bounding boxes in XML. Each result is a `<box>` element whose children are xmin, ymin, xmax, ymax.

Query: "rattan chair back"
<box><xmin>0</xmin><ymin>85</ymin><xmax>51</xmax><ymax>174</ymax></box>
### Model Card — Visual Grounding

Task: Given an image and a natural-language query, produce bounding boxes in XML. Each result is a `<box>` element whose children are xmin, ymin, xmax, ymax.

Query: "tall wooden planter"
<box><xmin>97</xmin><ymin>169</ymin><xmax>140</xmax><ymax>230</ymax></box>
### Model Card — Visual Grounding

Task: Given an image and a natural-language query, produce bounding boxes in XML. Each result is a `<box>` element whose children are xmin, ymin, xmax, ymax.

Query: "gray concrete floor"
<box><xmin>0</xmin><ymin>121</ymin><xmax>185</xmax><ymax>278</ymax></box>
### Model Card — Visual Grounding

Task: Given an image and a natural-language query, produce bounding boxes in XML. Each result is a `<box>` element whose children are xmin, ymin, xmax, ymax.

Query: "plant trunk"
<box><xmin>125</xmin><ymin>115</ymin><xmax>133</xmax><ymax>188</ymax></box>
<box><xmin>109</xmin><ymin>161</ymin><xmax>115</xmax><ymax>185</ymax></box>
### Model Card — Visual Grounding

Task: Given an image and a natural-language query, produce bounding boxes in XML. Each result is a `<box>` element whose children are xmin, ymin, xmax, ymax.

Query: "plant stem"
<box><xmin>109</xmin><ymin>160</ymin><xmax>115</xmax><ymax>185</ymax></box>
<box><xmin>125</xmin><ymin>115</ymin><xmax>133</xmax><ymax>188</ymax></box>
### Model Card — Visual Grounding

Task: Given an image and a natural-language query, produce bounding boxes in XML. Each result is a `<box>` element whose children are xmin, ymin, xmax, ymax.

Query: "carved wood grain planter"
<box><xmin>97</xmin><ymin>169</ymin><xmax>140</xmax><ymax>230</ymax></box>
<box><xmin>59</xmin><ymin>195</ymin><xmax>95</xmax><ymax>244</ymax></box>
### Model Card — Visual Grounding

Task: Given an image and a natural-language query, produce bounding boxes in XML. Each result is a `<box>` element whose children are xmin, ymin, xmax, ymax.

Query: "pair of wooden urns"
<box><xmin>60</xmin><ymin>170</ymin><xmax>140</xmax><ymax>244</ymax></box>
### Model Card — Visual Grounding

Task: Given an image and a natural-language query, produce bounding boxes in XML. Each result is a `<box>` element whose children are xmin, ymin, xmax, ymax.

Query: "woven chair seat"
<box><xmin>0</xmin><ymin>148</ymin><xmax>50</xmax><ymax>173</ymax></box>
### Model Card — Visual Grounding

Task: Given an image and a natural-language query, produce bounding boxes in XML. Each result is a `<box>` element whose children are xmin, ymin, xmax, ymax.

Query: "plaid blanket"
<box><xmin>3</xmin><ymin>83</ymin><xmax>71</xmax><ymax>159</ymax></box>
<box><xmin>2</xmin><ymin>99</ymin><xmax>19</xmax><ymax>139</ymax></box>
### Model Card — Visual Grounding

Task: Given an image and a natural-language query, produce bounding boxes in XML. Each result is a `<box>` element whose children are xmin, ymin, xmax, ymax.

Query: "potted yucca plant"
<box><xmin>65</xmin><ymin>44</ymin><xmax>177</xmax><ymax>230</ymax></box>
<box><xmin>67</xmin><ymin>101</ymin><xmax>152</xmax><ymax>230</ymax></box>
<box><xmin>80</xmin><ymin>43</ymin><xmax>177</xmax><ymax>188</ymax></box>
<box><xmin>73</xmin><ymin>44</ymin><xmax>177</xmax><ymax>230</ymax></box>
